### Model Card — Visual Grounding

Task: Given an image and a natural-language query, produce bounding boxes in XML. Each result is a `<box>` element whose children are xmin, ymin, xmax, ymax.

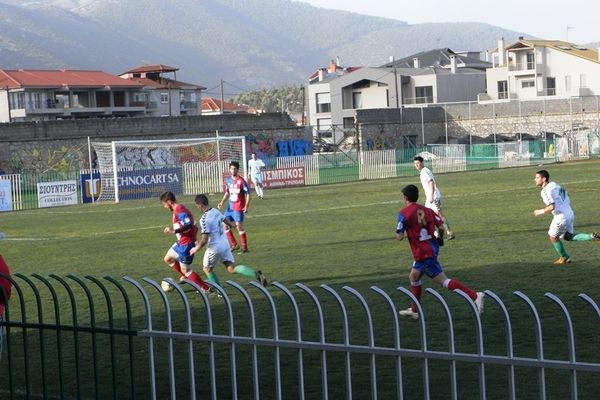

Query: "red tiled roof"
<box><xmin>202</xmin><ymin>98</ymin><xmax>254</xmax><ymax>113</ymax></box>
<box><xmin>0</xmin><ymin>69</ymin><xmax>144</xmax><ymax>89</ymax></box>
<box><xmin>122</xmin><ymin>64</ymin><xmax>179</xmax><ymax>74</ymax></box>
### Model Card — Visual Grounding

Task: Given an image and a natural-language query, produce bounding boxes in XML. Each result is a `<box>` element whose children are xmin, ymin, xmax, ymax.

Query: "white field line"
<box><xmin>4</xmin><ymin>178</ymin><xmax>599</xmax><ymax>242</ymax></box>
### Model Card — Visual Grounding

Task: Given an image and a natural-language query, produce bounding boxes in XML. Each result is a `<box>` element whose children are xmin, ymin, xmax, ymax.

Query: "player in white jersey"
<box><xmin>413</xmin><ymin>156</ymin><xmax>455</xmax><ymax>239</ymax></box>
<box><xmin>533</xmin><ymin>170</ymin><xmax>600</xmax><ymax>264</ymax></box>
<box><xmin>191</xmin><ymin>194</ymin><xmax>267</xmax><ymax>287</ymax></box>
<box><xmin>248</xmin><ymin>152</ymin><xmax>266</xmax><ymax>199</ymax></box>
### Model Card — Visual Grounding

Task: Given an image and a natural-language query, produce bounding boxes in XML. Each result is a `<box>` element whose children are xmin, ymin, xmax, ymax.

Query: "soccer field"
<box><xmin>1</xmin><ymin>159</ymin><xmax>600</xmax><ymax>398</ymax></box>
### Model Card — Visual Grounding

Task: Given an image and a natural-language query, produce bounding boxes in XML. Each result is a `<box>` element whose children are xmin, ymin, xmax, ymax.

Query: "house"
<box><xmin>201</xmin><ymin>97</ymin><xmax>259</xmax><ymax>115</ymax></box>
<box><xmin>381</xmin><ymin>48</ymin><xmax>491</xmax><ymax>71</ymax></box>
<box><xmin>483</xmin><ymin>38</ymin><xmax>600</xmax><ymax>101</ymax></box>
<box><xmin>306</xmin><ymin>57</ymin><xmax>487</xmax><ymax>141</ymax></box>
<box><xmin>0</xmin><ymin>69</ymin><xmax>146</xmax><ymax>122</ymax></box>
<box><xmin>119</xmin><ymin>64</ymin><xmax>206</xmax><ymax>116</ymax></box>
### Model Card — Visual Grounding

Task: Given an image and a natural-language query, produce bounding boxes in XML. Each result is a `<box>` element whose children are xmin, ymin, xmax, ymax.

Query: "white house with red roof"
<box><xmin>0</xmin><ymin>69</ymin><xmax>146</xmax><ymax>122</ymax></box>
<box><xmin>119</xmin><ymin>64</ymin><xmax>206</xmax><ymax>117</ymax></box>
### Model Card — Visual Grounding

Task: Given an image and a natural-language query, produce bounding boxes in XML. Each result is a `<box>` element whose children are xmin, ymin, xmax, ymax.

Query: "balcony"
<box><xmin>508</xmin><ymin>62</ymin><xmax>539</xmax><ymax>76</ymax></box>
<box><xmin>180</xmin><ymin>101</ymin><xmax>198</xmax><ymax>111</ymax></box>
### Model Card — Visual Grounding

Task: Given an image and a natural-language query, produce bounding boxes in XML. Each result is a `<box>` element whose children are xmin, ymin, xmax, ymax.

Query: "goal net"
<box><xmin>91</xmin><ymin>136</ymin><xmax>246</xmax><ymax>202</ymax></box>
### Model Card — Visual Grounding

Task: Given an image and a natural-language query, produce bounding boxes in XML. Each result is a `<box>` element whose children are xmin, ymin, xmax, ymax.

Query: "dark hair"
<box><xmin>402</xmin><ymin>184</ymin><xmax>419</xmax><ymax>202</ymax></box>
<box><xmin>536</xmin><ymin>170</ymin><xmax>549</xmax><ymax>181</ymax></box>
<box><xmin>413</xmin><ymin>156</ymin><xmax>424</xmax><ymax>162</ymax></box>
<box><xmin>229</xmin><ymin>161</ymin><xmax>240</xmax><ymax>169</ymax></box>
<box><xmin>195</xmin><ymin>194</ymin><xmax>209</xmax><ymax>206</ymax></box>
<box><xmin>160</xmin><ymin>191</ymin><xmax>176</xmax><ymax>202</ymax></box>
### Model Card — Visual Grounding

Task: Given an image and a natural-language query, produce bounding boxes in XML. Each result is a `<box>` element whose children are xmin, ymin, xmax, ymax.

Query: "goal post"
<box><xmin>91</xmin><ymin>136</ymin><xmax>247</xmax><ymax>202</ymax></box>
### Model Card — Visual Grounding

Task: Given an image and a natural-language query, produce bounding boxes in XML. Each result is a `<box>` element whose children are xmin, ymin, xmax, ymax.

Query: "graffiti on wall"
<box><xmin>0</xmin><ymin>142</ymin><xmax>89</xmax><ymax>174</ymax></box>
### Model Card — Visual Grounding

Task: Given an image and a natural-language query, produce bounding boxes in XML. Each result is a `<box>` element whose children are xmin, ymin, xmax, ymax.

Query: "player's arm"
<box><xmin>395</xmin><ymin>213</ymin><xmax>405</xmax><ymax>241</ymax></box>
<box><xmin>217</xmin><ymin>191</ymin><xmax>229</xmax><ymax>209</ymax></box>
<box><xmin>426</xmin><ymin>180</ymin><xmax>436</xmax><ymax>203</ymax></box>
<box><xmin>534</xmin><ymin>203</ymin><xmax>555</xmax><ymax>216</ymax></box>
<box><xmin>190</xmin><ymin>233</ymin><xmax>209</xmax><ymax>255</ymax></box>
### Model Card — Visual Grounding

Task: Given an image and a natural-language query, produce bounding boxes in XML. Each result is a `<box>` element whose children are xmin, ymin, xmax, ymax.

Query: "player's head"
<box><xmin>534</xmin><ymin>170</ymin><xmax>550</xmax><ymax>187</ymax></box>
<box><xmin>401</xmin><ymin>184</ymin><xmax>419</xmax><ymax>203</ymax></box>
<box><xmin>194</xmin><ymin>194</ymin><xmax>209</xmax><ymax>210</ymax></box>
<box><xmin>251</xmin><ymin>152</ymin><xmax>257</xmax><ymax>159</ymax></box>
<box><xmin>229</xmin><ymin>161</ymin><xmax>240</xmax><ymax>176</ymax></box>
<box><xmin>413</xmin><ymin>156</ymin><xmax>424</xmax><ymax>171</ymax></box>
<box><xmin>160</xmin><ymin>191</ymin><xmax>177</xmax><ymax>210</ymax></box>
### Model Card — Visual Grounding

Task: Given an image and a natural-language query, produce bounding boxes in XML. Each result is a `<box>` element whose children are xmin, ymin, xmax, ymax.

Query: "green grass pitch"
<box><xmin>1</xmin><ymin>159</ymin><xmax>600</xmax><ymax>399</ymax></box>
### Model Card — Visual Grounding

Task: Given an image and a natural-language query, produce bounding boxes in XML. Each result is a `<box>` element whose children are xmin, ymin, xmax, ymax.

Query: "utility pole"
<box><xmin>220</xmin><ymin>79</ymin><xmax>225</xmax><ymax>115</ymax></box>
<box><xmin>394</xmin><ymin>67</ymin><xmax>399</xmax><ymax>108</ymax></box>
<box><xmin>5</xmin><ymin>86</ymin><xmax>12</xmax><ymax>122</ymax></box>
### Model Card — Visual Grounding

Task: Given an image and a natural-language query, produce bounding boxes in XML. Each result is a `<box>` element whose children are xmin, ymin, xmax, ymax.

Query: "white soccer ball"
<box><xmin>161</xmin><ymin>280</ymin><xmax>174</xmax><ymax>292</ymax></box>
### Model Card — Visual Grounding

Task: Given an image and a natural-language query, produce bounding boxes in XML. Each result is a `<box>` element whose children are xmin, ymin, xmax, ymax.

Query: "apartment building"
<box><xmin>484</xmin><ymin>38</ymin><xmax>600</xmax><ymax>101</ymax></box>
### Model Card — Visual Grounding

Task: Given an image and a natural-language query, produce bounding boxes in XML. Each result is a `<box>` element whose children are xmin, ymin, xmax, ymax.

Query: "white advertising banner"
<box><xmin>37</xmin><ymin>180</ymin><xmax>78</xmax><ymax>208</ymax></box>
<box><xmin>0</xmin><ymin>179</ymin><xmax>13</xmax><ymax>212</ymax></box>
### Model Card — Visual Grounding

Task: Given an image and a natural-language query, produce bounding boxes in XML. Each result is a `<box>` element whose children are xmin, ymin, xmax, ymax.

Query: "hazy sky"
<box><xmin>299</xmin><ymin>0</ymin><xmax>600</xmax><ymax>44</ymax></box>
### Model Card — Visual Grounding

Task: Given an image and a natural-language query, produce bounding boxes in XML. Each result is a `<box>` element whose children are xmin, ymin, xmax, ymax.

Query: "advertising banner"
<box><xmin>223</xmin><ymin>167</ymin><xmax>306</xmax><ymax>190</ymax></box>
<box><xmin>0</xmin><ymin>180</ymin><xmax>13</xmax><ymax>212</ymax></box>
<box><xmin>80</xmin><ymin>171</ymin><xmax>101</xmax><ymax>203</ymax></box>
<box><xmin>262</xmin><ymin>167</ymin><xmax>305</xmax><ymax>188</ymax></box>
<box><xmin>37</xmin><ymin>180</ymin><xmax>78</xmax><ymax>208</ymax></box>
<box><xmin>116</xmin><ymin>167</ymin><xmax>184</xmax><ymax>200</ymax></box>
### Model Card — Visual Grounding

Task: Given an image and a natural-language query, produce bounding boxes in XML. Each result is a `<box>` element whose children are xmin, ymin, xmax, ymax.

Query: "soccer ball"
<box><xmin>161</xmin><ymin>279</ymin><xmax>174</xmax><ymax>292</ymax></box>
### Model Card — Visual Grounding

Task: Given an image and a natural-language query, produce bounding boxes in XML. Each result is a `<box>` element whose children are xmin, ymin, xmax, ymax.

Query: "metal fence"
<box><xmin>1</xmin><ymin>274</ymin><xmax>599</xmax><ymax>399</ymax></box>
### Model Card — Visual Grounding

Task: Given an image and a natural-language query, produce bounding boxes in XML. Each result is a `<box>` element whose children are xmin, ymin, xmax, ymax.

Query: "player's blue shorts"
<box><xmin>225</xmin><ymin>210</ymin><xmax>245</xmax><ymax>223</ymax></box>
<box><xmin>412</xmin><ymin>257</ymin><xmax>444</xmax><ymax>278</ymax></box>
<box><xmin>171</xmin><ymin>242</ymin><xmax>196</xmax><ymax>265</ymax></box>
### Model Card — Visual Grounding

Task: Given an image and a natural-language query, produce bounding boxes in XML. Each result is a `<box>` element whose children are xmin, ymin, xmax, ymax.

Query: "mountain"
<box><xmin>1</xmin><ymin>0</ymin><xmax>529</xmax><ymax>90</ymax></box>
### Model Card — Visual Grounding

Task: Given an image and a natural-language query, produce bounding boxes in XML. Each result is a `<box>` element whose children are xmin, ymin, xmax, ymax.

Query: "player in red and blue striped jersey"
<box><xmin>395</xmin><ymin>184</ymin><xmax>484</xmax><ymax>319</ymax></box>
<box><xmin>217</xmin><ymin>161</ymin><xmax>251</xmax><ymax>253</ymax></box>
<box><xmin>160</xmin><ymin>191</ymin><xmax>209</xmax><ymax>292</ymax></box>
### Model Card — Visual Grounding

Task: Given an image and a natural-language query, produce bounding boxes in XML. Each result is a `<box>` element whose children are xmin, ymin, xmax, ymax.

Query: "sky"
<box><xmin>299</xmin><ymin>0</ymin><xmax>600</xmax><ymax>45</ymax></box>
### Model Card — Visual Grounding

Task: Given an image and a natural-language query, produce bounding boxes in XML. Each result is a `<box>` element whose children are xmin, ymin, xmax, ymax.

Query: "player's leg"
<box><xmin>178</xmin><ymin>245</ymin><xmax>210</xmax><ymax>291</ymax></box>
<box><xmin>431</xmin><ymin>269</ymin><xmax>484</xmax><ymax>314</ymax></box>
<box><xmin>548</xmin><ymin>216</ymin><xmax>570</xmax><ymax>263</ymax></box>
<box><xmin>234</xmin><ymin>212</ymin><xmax>248</xmax><ymax>252</ymax></box>
<box><xmin>202</xmin><ymin>248</ymin><xmax>221</xmax><ymax>287</ymax></box>
<box><xmin>564</xmin><ymin>216</ymin><xmax>599</xmax><ymax>241</ymax></box>
<box><xmin>399</xmin><ymin>265</ymin><xmax>423</xmax><ymax>319</ymax></box>
<box><xmin>164</xmin><ymin>245</ymin><xmax>185</xmax><ymax>277</ymax></box>
<box><xmin>434</xmin><ymin>199</ymin><xmax>454</xmax><ymax>239</ymax></box>
<box><xmin>224</xmin><ymin>213</ymin><xmax>239</xmax><ymax>250</ymax></box>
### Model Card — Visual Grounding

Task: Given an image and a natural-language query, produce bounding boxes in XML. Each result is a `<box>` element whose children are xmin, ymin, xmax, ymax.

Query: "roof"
<box><xmin>381</xmin><ymin>48</ymin><xmax>491</xmax><ymax>70</ymax></box>
<box><xmin>125</xmin><ymin>77</ymin><xmax>206</xmax><ymax>90</ymax></box>
<box><xmin>0</xmin><ymin>69</ymin><xmax>144</xmax><ymax>89</ymax></box>
<box><xmin>504</xmin><ymin>40</ymin><xmax>599</xmax><ymax>63</ymax></box>
<box><xmin>201</xmin><ymin>98</ymin><xmax>256</xmax><ymax>113</ymax></box>
<box><xmin>122</xmin><ymin>64</ymin><xmax>179</xmax><ymax>74</ymax></box>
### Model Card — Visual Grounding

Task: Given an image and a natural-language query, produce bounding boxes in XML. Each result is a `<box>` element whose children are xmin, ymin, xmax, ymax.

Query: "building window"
<box><xmin>352</xmin><ymin>92</ymin><xmax>362</xmax><ymax>109</ymax></box>
<box><xmin>526</xmin><ymin>53</ymin><xmax>535</xmax><ymax>70</ymax></box>
<box><xmin>160</xmin><ymin>93</ymin><xmax>169</xmax><ymax>103</ymax></box>
<box><xmin>546</xmin><ymin>77</ymin><xmax>556</xmax><ymax>96</ymax></box>
<box><xmin>343</xmin><ymin>117</ymin><xmax>355</xmax><ymax>129</ymax></box>
<box><xmin>317</xmin><ymin>118</ymin><xmax>332</xmax><ymax>135</ymax></box>
<box><xmin>316</xmin><ymin>93</ymin><xmax>331</xmax><ymax>113</ymax></box>
<box><xmin>580</xmin><ymin>74</ymin><xmax>587</xmax><ymax>88</ymax></box>
<box><xmin>565</xmin><ymin>76</ymin><xmax>571</xmax><ymax>92</ymax></box>
<box><xmin>521</xmin><ymin>80</ymin><xmax>535</xmax><ymax>88</ymax></box>
<box><xmin>415</xmin><ymin>86</ymin><xmax>433</xmax><ymax>103</ymax></box>
<box><xmin>497</xmin><ymin>81</ymin><xmax>508</xmax><ymax>99</ymax></box>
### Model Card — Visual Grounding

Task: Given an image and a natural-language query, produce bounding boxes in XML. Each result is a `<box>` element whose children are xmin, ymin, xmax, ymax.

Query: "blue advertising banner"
<box><xmin>80</xmin><ymin>171</ymin><xmax>101</xmax><ymax>203</ymax></box>
<box><xmin>116</xmin><ymin>167</ymin><xmax>184</xmax><ymax>200</ymax></box>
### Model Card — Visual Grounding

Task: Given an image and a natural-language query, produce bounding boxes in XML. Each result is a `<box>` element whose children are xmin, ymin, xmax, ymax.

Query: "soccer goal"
<box><xmin>91</xmin><ymin>135</ymin><xmax>247</xmax><ymax>202</ymax></box>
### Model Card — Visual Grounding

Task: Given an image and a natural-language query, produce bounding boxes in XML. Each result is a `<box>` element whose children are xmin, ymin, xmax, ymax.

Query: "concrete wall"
<box><xmin>357</xmin><ymin>96</ymin><xmax>600</xmax><ymax>149</ymax></box>
<box><xmin>0</xmin><ymin>113</ymin><xmax>311</xmax><ymax>173</ymax></box>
